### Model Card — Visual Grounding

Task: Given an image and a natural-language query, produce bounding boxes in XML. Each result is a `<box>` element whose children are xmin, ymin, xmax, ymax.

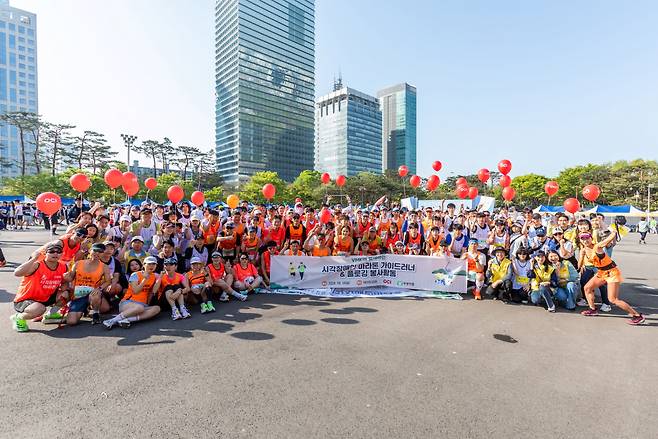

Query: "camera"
<box><xmin>614</xmin><ymin>215</ymin><xmax>627</xmax><ymax>226</ymax></box>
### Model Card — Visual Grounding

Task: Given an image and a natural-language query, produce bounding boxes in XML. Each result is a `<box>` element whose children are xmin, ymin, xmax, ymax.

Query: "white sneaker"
<box><xmin>102</xmin><ymin>319</ymin><xmax>116</xmax><ymax>330</ymax></box>
<box><xmin>180</xmin><ymin>306</ymin><xmax>191</xmax><ymax>319</ymax></box>
<box><xmin>576</xmin><ymin>299</ymin><xmax>588</xmax><ymax>307</ymax></box>
<box><xmin>219</xmin><ymin>292</ymin><xmax>229</xmax><ymax>302</ymax></box>
<box><xmin>547</xmin><ymin>305</ymin><xmax>556</xmax><ymax>312</ymax></box>
<box><xmin>118</xmin><ymin>319</ymin><xmax>131</xmax><ymax>329</ymax></box>
<box><xmin>232</xmin><ymin>291</ymin><xmax>248</xmax><ymax>302</ymax></box>
<box><xmin>600</xmin><ymin>304</ymin><xmax>612</xmax><ymax>312</ymax></box>
<box><xmin>171</xmin><ymin>308</ymin><xmax>182</xmax><ymax>320</ymax></box>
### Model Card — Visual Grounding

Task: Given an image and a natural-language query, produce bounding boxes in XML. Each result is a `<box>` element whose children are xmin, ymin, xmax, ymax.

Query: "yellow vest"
<box><xmin>490</xmin><ymin>258</ymin><xmax>511</xmax><ymax>283</ymax></box>
<box><xmin>531</xmin><ymin>265</ymin><xmax>554</xmax><ymax>290</ymax></box>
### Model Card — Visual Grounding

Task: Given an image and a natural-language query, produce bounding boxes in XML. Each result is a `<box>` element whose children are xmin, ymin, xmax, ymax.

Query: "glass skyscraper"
<box><xmin>215</xmin><ymin>0</ymin><xmax>315</xmax><ymax>184</ymax></box>
<box><xmin>315</xmin><ymin>81</ymin><xmax>382</xmax><ymax>177</ymax></box>
<box><xmin>0</xmin><ymin>0</ymin><xmax>37</xmax><ymax>178</ymax></box>
<box><xmin>378</xmin><ymin>83</ymin><xmax>416</xmax><ymax>174</ymax></box>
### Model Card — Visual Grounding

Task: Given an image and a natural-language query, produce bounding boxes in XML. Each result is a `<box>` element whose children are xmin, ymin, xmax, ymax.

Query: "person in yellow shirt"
<box><xmin>485</xmin><ymin>247</ymin><xmax>512</xmax><ymax>301</ymax></box>
<box><xmin>527</xmin><ymin>251</ymin><xmax>556</xmax><ymax>312</ymax></box>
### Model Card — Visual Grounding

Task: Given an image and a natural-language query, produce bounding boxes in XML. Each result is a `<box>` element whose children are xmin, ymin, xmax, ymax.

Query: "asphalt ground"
<box><xmin>1</xmin><ymin>229</ymin><xmax>657</xmax><ymax>439</ymax></box>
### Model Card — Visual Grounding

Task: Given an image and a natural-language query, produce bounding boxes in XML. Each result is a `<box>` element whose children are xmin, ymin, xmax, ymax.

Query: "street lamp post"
<box><xmin>648</xmin><ymin>184</ymin><xmax>654</xmax><ymax>212</ymax></box>
<box><xmin>120</xmin><ymin>134</ymin><xmax>137</xmax><ymax>172</ymax></box>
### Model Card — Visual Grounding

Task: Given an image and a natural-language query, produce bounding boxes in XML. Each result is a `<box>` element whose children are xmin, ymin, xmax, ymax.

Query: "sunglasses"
<box><xmin>46</xmin><ymin>249</ymin><xmax>63</xmax><ymax>254</ymax></box>
<box><xmin>239</xmin><ymin>257</ymin><xmax>248</xmax><ymax>260</ymax></box>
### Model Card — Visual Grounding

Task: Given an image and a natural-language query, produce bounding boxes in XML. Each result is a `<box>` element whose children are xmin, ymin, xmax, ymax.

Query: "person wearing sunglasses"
<box><xmin>10</xmin><ymin>241</ymin><xmax>69</xmax><ymax>332</ymax></box>
<box><xmin>233</xmin><ymin>254</ymin><xmax>262</xmax><ymax>294</ymax></box>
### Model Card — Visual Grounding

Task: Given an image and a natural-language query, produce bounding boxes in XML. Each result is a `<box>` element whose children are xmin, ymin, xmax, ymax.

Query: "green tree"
<box><xmin>511</xmin><ymin>174</ymin><xmax>549</xmax><ymax>206</ymax></box>
<box><xmin>204</xmin><ymin>186</ymin><xmax>225</xmax><ymax>204</ymax></box>
<box><xmin>239</xmin><ymin>171</ymin><xmax>289</xmax><ymax>204</ymax></box>
<box><xmin>133</xmin><ymin>140</ymin><xmax>160</xmax><ymax>178</ymax></box>
<box><xmin>174</xmin><ymin>145</ymin><xmax>201</xmax><ymax>181</ymax></box>
<box><xmin>44</xmin><ymin>122</ymin><xmax>76</xmax><ymax>176</ymax></box>
<box><xmin>288</xmin><ymin>170</ymin><xmax>322</xmax><ymax>205</ymax></box>
<box><xmin>0</xmin><ymin>111</ymin><xmax>39</xmax><ymax>177</ymax></box>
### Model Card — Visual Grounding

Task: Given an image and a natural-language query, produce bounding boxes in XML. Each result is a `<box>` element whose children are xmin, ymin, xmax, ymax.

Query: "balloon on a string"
<box><xmin>456</xmin><ymin>185</ymin><xmax>469</xmax><ymax>199</ymax></box>
<box><xmin>582</xmin><ymin>184</ymin><xmax>601</xmax><ymax>202</ymax></box>
<box><xmin>104</xmin><ymin>168</ymin><xmax>123</xmax><ymax>189</ymax></box>
<box><xmin>502</xmin><ymin>186</ymin><xmax>516</xmax><ymax>201</ymax></box>
<box><xmin>70</xmin><ymin>173</ymin><xmax>91</xmax><ymax>193</ymax></box>
<box><xmin>144</xmin><ymin>178</ymin><xmax>157</xmax><ymax>191</ymax></box>
<box><xmin>336</xmin><ymin>175</ymin><xmax>346</xmax><ymax>187</ymax></box>
<box><xmin>262</xmin><ymin>183</ymin><xmax>276</xmax><ymax>200</ymax></box>
<box><xmin>190</xmin><ymin>191</ymin><xmax>205</xmax><ymax>206</ymax></box>
<box><xmin>456</xmin><ymin>177</ymin><xmax>467</xmax><ymax>187</ymax></box>
<box><xmin>544</xmin><ymin>181</ymin><xmax>559</xmax><ymax>197</ymax></box>
<box><xmin>36</xmin><ymin>192</ymin><xmax>62</xmax><ymax>216</ymax></box>
<box><xmin>123</xmin><ymin>182</ymin><xmax>139</xmax><ymax>197</ymax></box>
<box><xmin>321</xmin><ymin>172</ymin><xmax>331</xmax><ymax>185</ymax></box>
<box><xmin>409</xmin><ymin>175</ymin><xmax>421</xmax><ymax>188</ymax></box>
<box><xmin>499</xmin><ymin>175</ymin><xmax>512</xmax><ymax>188</ymax></box>
<box><xmin>563</xmin><ymin>197</ymin><xmax>580</xmax><ymax>213</ymax></box>
<box><xmin>468</xmin><ymin>187</ymin><xmax>479</xmax><ymax>199</ymax></box>
<box><xmin>426</xmin><ymin>175</ymin><xmax>440</xmax><ymax>191</ymax></box>
<box><xmin>227</xmin><ymin>194</ymin><xmax>239</xmax><ymax>209</ymax></box>
<box><xmin>320</xmin><ymin>208</ymin><xmax>332</xmax><ymax>224</ymax></box>
<box><xmin>398</xmin><ymin>165</ymin><xmax>409</xmax><ymax>178</ymax></box>
<box><xmin>167</xmin><ymin>185</ymin><xmax>184</xmax><ymax>204</ymax></box>
<box><xmin>477</xmin><ymin>168</ymin><xmax>490</xmax><ymax>183</ymax></box>
<box><xmin>498</xmin><ymin>159</ymin><xmax>512</xmax><ymax>175</ymax></box>
<box><xmin>432</xmin><ymin>161</ymin><xmax>442</xmax><ymax>172</ymax></box>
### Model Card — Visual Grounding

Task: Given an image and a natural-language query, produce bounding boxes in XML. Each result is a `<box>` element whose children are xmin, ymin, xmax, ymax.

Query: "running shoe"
<box><xmin>200</xmin><ymin>303</ymin><xmax>208</xmax><ymax>314</ymax></box>
<box><xmin>102</xmin><ymin>318</ymin><xmax>116</xmax><ymax>330</ymax></box>
<box><xmin>219</xmin><ymin>292</ymin><xmax>229</xmax><ymax>302</ymax></box>
<box><xmin>232</xmin><ymin>292</ymin><xmax>248</xmax><ymax>302</ymax></box>
<box><xmin>10</xmin><ymin>314</ymin><xmax>28</xmax><ymax>332</ymax></box>
<box><xmin>43</xmin><ymin>311</ymin><xmax>63</xmax><ymax>320</ymax></box>
<box><xmin>576</xmin><ymin>299</ymin><xmax>588</xmax><ymax>307</ymax></box>
<box><xmin>118</xmin><ymin>319</ymin><xmax>131</xmax><ymax>329</ymax></box>
<box><xmin>627</xmin><ymin>314</ymin><xmax>645</xmax><ymax>326</ymax></box>
<box><xmin>171</xmin><ymin>308</ymin><xmax>182</xmax><ymax>320</ymax></box>
<box><xmin>581</xmin><ymin>308</ymin><xmax>598</xmax><ymax>316</ymax></box>
<box><xmin>547</xmin><ymin>305</ymin><xmax>556</xmax><ymax>313</ymax></box>
<box><xmin>206</xmin><ymin>301</ymin><xmax>216</xmax><ymax>312</ymax></box>
<box><xmin>473</xmin><ymin>289</ymin><xmax>482</xmax><ymax>300</ymax></box>
<box><xmin>91</xmin><ymin>312</ymin><xmax>101</xmax><ymax>325</ymax></box>
<box><xmin>180</xmin><ymin>306</ymin><xmax>191</xmax><ymax>319</ymax></box>
<box><xmin>600</xmin><ymin>304</ymin><xmax>612</xmax><ymax>313</ymax></box>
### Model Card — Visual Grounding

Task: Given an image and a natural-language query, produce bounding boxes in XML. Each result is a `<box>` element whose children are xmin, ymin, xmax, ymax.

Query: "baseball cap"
<box><xmin>143</xmin><ymin>256</ymin><xmax>158</xmax><ymax>265</ymax></box>
<box><xmin>45</xmin><ymin>241</ymin><xmax>63</xmax><ymax>252</ymax></box>
<box><xmin>91</xmin><ymin>243</ymin><xmax>106</xmax><ymax>253</ymax></box>
<box><xmin>131</xmin><ymin>236</ymin><xmax>144</xmax><ymax>243</ymax></box>
<box><xmin>190</xmin><ymin>257</ymin><xmax>202</xmax><ymax>264</ymax></box>
<box><xmin>535</xmin><ymin>227</ymin><xmax>547</xmax><ymax>237</ymax></box>
<box><xmin>493</xmin><ymin>247</ymin><xmax>507</xmax><ymax>254</ymax></box>
<box><xmin>553</xmin><ymin>227</ymin><xmax>564</xmax><ymax>234</ymax></box>
<box><xmin>120</xmin><ymin>215</ymin><xmax>132</xmax><ymax>222</ymax></box>
<box><xmin>164</xmin><ymin>257</ymin><xmax>177</xmax><ymax>265</ymax></box>
<box><xmin>368</xmin><ymin>226</ymin><xmax>376</xmax><ymax>232</ymax></box>
<box><xmin>225</xmin><ymin>222</ymin><xmax>235</xmax><ymax>228</ymax></box>
<box><xmin>468</xmin><ymin>238</ymin><xmax>478</xmax><ymax>245</ymax></box>
<box><xmin>248</xmin><ymin>226</ymin><xmax>257</xmax><ymax>233</ymax></box>
<box><xmin>211</xmin><ymin>251</ymin><xmax>222</xmax><ymax>258</ymax></box>
<box><xmin>394</xmin><ymin>241</ymin><xmax>404</xmax><ymax>246</ymax></box>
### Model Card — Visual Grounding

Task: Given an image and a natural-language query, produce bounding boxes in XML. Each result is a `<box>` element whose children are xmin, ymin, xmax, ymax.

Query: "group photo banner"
<box><xmin>270</xmin><ymin>254</ymin><xmax>467</xmax><ymax>293</ymax></box>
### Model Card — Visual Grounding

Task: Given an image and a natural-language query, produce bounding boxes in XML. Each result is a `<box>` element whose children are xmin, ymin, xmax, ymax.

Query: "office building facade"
<box><xmin>315</xmin><ymin>81</ymin><xmax>382</xmax><ymax>177</ymax></box>
<box><xmin>378</xmin><ymin>83</ymin><xmax>416</xmax><ymax>174</ymax></box>
<box><xmin>0</xmin><ymin>0</ymin><xmax>37</xmax><ymax>178</ymax></box>
<box><xmin>215</xmin><ymin>0</ymin><xmax>315</xmax><ymax>184</ymax></box>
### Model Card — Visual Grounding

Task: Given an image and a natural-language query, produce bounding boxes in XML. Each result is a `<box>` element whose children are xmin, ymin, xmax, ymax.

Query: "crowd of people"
<box><xmin>6</xmin><ymin>194</ymin><xmax>648</xmax><ymax>333</ymax></box>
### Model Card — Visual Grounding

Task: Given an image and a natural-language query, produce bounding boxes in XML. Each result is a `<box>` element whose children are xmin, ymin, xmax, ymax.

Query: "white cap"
<box><xmin>143</xmin><ymin>256</ymin><xmax>157</xmax><ymax>265</ymax></box>
<box><xmin>120</xmin><ymin>215</ymin><xmax>132</xmax><ymax>222</ymax></box>
<box><xmin>190</xmin><ymin>257</ymin><xmax>202</xmax><ymax>264</ymax></box>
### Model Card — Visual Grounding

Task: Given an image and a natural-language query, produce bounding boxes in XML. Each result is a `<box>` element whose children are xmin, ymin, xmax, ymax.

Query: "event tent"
<box><xmin>533</xmin><ymin>205</ymin><xmax>565</xmax><ymax>213</ymax></box>
<box><xmin>582</xmin><ymin>205</ymin><xmax>645</xmax><ymax>217</ymax></box>
<box><xmin>0</xmin><ymin>195</ymin><xmax>35</xmax><ymax>203</ymax></box>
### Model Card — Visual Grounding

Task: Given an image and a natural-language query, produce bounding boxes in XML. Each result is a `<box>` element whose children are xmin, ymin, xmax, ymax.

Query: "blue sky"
<box><xmin>13</xmin><ymin>0</ymin><xmax>658</xmax><ymax>179</ymax></box>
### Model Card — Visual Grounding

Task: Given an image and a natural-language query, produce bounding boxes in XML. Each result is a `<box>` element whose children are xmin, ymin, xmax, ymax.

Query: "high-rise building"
<box><xmin>378</xmin><ymin>83</ymin><xmax>416</xmax><ymax>174</ymax></box>
<box><xmin>215</xmin><ymin>0</ymin><xmax>315</xmax><ymax>184</ymax></box>
<box><xmin>0</xmin><ymin>0</ymin><xmax>37</xmax><ymax>178</ymax></box>
<box><xmin>315</xmin><ymin>80</ymin><xmax>382</xmax><ymax>177</ymax></box>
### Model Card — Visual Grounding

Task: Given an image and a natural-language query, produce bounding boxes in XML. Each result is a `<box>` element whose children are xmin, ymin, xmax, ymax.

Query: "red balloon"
<box><xmin>456</xmin><ymin>185</ymin><xmax>469</xmax><ymax>199</ymax></box>
<box><xmin>262</xmin><ymin>183</ymin><xmax>276</xmax><ymax>200</ymax></box>
<box><xmin>191</xmin><ymin>191</ymin><xmax>205</xmax><ymax>206</ymax></box>
<box><xmin>336</xmin><ymin>175</ymin><xmax>346</xmax><ymax>187</ymax></box>
<box><xmin>36</xmin><ymin>192</ymin><xmax>62</xmax><ymax>216</ymax></box>
<box><xmin>104</xmin><ymin>168</ymin><xmax>123</xmax><ymax>189</ymax></box>
<box><xmin>499</xmin><ymin>175</ymin><xmax>512</xmax><ymax>188</ymax></box>
<box><xmin>320</xmin><ymin>208</ymin><xmax>332</xmax><ymax>224</ymax></box>
<box><xmin>498</xmin><ymin>159</ymin><xmax>512</xmax><ymax>175</ymax></box>
<box><xmin>409</xmin><ymin>175</ymin><xmax>421</xmax><ymax>188</ymax></box>
<box><xmin>69</xmin><ymin>173</ymin><xmax>91</xmax><ymax>193</ymax></box>
<box><xmin>122</xmin><ymin>181</ymin><xmax>139</xmax><ymax>197</ymax></box>
<box><xmin>502</xmin><ymin>186</ymin><xmax>516</xmax><ymax>201</ymax></box>
<box><xmin>563</xmin><ymin>197</ymin><xmax>580</xmax><ymax>213</ymax></box>
<box><xmin>123</xmin><ymin>171</ymin><xmax>137</xmax><ymax>185</ymax></box>
<box><xmin>426</xmin><ymin>175</ymin><xmax>440</xmax><ymax>191</ymax></box>
<box><xmin>167</xmin><ymin>185</ymin><xmax>184</xmax><ymax>204</ymax></box>
<box><xmin>582</xmin><ymin>184</ymin><xmax>601</xmax><ymax>202</ymax></box>
<box><xmin>468</xmin><ymin>187</ymin><xmax>479</xmax><ymax>199</ymax></box>
<box><xmin>432</xmin><ymin>161</ymin><xmax>442</xmax><ymax>172</ymax></box>
<box><xmin>456</xmin><ymin>177</ymin><xmax>467</xmax><ymax>187</ymax></box>
<box><xmin>321</xmin><ymin>172</ymin><xmax>331</xmax><ymax>185</ymax></box>
<box><xmin>144</xmin><ymin>178</ymin><xmax>157</xmax><ymax>191</ymax></box>
<box><xmin>477</xmin><ymin>168</ymin><xmax>490</xmax><ymax>183</ymax></box>
<box><xmin>544</xmin><ymin>181</ymin><xmax>559</xmax><ymax>197</ymax></box>
<box><xmin>398</xmin><ymin>165</ymin><xmax>409</xmax><ymax>178</ymax></box>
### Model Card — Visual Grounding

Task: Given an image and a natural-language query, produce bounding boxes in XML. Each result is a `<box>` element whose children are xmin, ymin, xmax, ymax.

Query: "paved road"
<box><xmin>1</xmin><ymin>229</ymin><xmax>657</xmax><ymax>439</ymax></box>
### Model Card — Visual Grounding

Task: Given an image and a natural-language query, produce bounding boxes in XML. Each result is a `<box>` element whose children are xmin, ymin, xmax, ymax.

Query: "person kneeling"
<box><xmin>233</xmin><ymin>254</ymin><xmax>262</xmax><ymax>295</ymax></box>
<box><xmin>485</xmin><ymin>247</ymin><xmax>513</xmax><ymax>301</ymax></box>
<box><xmin>103</xmin><ymin>256</ymin><xmax>162</xmax><ymax>329</ymax></box>
<box><xmin>547</xmin><ymin>250</ymin><xmax>578</xmax><ymax>310</ymax></box>
<box><xmin>186</xmin><ymin>257</ymin><xmax>215</xmax><ymax>313</ymax></box>
<box><xmin>160</xmin><ymin>257</ymin><xmax>191</xmax><ymax>320</ymax></box>
<box><xmin>528</xmin><ymin>251</ymin><xmax>556</xmax><ymax>312</ymax></box>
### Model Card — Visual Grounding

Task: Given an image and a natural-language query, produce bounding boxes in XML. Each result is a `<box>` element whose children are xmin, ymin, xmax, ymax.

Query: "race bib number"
<box><xmin>73</xmin><ymin>286</ymin><xmax>94</xmax><ymax>298</ymax></box>
<box><xmin>516</xmin><ymin>276</ymin><xmax>529</xmax><ymax>285</ymax></box>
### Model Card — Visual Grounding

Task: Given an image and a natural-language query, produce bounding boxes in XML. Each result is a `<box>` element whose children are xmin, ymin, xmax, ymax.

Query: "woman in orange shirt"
<box><xmin>64</xmin><ymin>243</ymin><xmax>112</xmax><ymax>326</ymax></box>
<box><xmin>333</xmin><ymin>226</ymin><xmax>354</xmax><ymax>256</ymax></box>
<box><xmin>233</xmin><ymin>254</ymin><xmax>262</xmax><ymax>294</ymax></box>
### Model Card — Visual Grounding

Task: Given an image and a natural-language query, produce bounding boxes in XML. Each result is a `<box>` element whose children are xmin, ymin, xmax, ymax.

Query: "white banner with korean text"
<box><xmin>270</xmin><ymin>254</ymin><xmax>467</xmax><ymax>293</ymax></box>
